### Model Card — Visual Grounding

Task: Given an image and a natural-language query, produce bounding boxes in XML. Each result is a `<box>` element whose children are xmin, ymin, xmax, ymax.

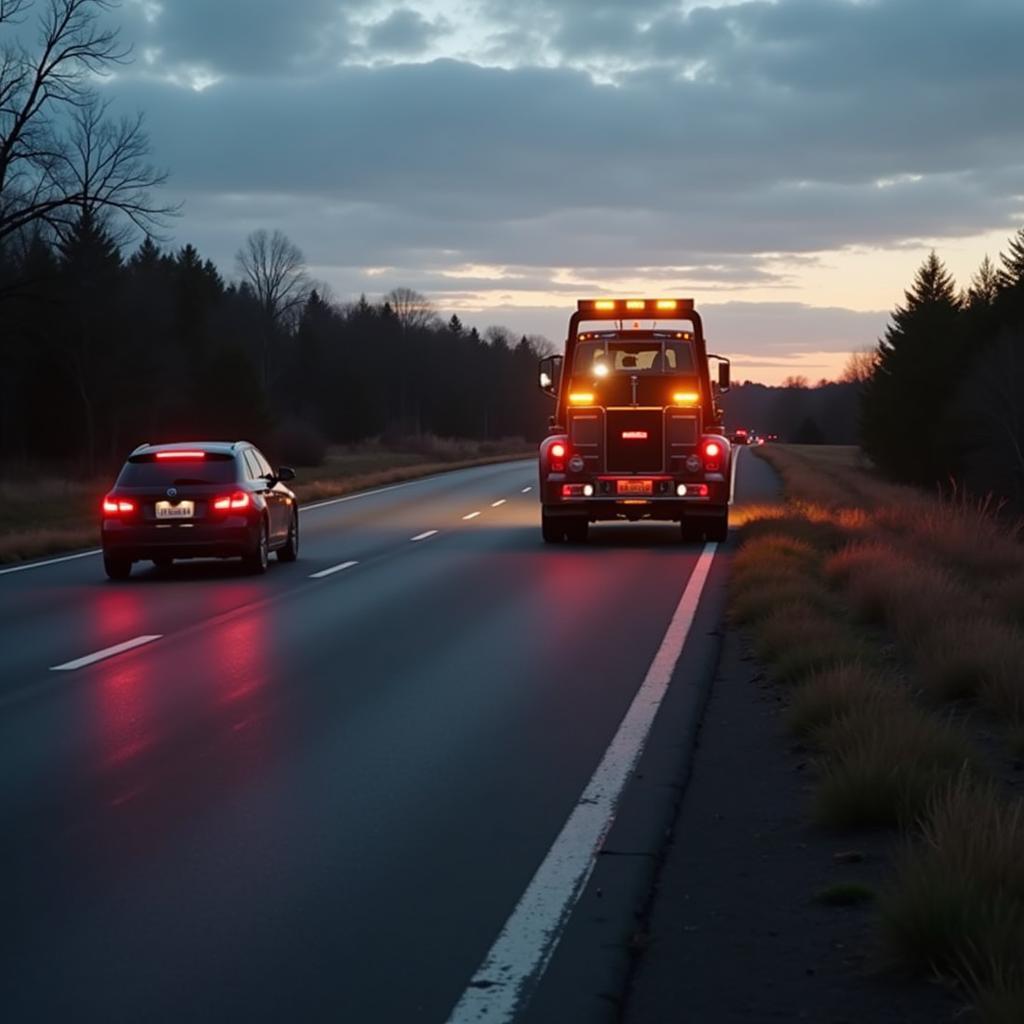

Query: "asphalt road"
<box><xmin>0</xmin><ymin>451</ymin><xmax>777</xmax><ymax>1023</ymax></box>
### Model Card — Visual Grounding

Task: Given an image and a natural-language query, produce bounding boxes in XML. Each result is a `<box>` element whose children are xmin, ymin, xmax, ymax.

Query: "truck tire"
<box><xmin>541</xmin><ymin>508</ymin><xmax>565</xmax><ymax>543</ymax></box>
<box><xmin>680</xmin><ymin>519</ymin><xmax>703</xmax><ymax>543</ymax></box>
<box><xmin>708</xmin><ymin>511</ymin><xmax>729</xmax><ymax>543</ymax></box>
<box><xmin>564</xmin><ymin>517</ymin><xmax>589</xmax><ymax>543</ymax></box>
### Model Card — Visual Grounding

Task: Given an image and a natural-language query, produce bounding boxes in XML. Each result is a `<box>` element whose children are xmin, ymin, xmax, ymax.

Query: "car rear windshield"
<box><xmin>117</xmin><ymin>454</ymin><xmax>237</xmax><ymax>486</ymax></box>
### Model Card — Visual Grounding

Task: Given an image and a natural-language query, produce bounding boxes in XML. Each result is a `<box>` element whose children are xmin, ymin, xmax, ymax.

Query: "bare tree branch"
<box><xmin>0</xmin><ymin>0</ymin><xmax>176</xmax><ymax>244</ymax></box>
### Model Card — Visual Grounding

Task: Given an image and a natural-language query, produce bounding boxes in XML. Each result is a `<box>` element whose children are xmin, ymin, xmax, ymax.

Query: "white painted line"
<box><xmin>302</xmin><ymin>479</ymin><xmax>429</xmax><ymax>512</ymax></box>
<box><xmin>728</xmin><ymin>443</ymin><xmax>742</xmax><ymax>505</ymax></box>
<box><xmin>308</xmin><ymin>560</ymin><xmax>358</xmax><ymax>579</ymax></box>
<box><xmin>462</xmin><ymin>512</ymin><xmax>481</xmax><ymax>521</ymax></box>
<box><xmin>491</xmin><ymin>499</ymin><xmax>507</xmax><ymax>508</ymax></box>
<box><xmin>521</xmin><ymin>486</ymin><xmax>532</xmax><ymax>493</ymax></box>
<box><xmin>0</xmin><ymin>548</ymin><xmax>101</xmax><ymax>577</ymax></box>
<box><xmin>410</xmin><ymin>530</ymin><xmax>438</xmax><ymax>542</ymax></box>
<box><xmin>51</xmin><ymin>634</ymin><xmax>163</xmax><ymax>672</ymax></box>
<box><xmin>446</xmin><ymin>543</ymin><xmax>718</xmax><ymax>1024</ymax></box>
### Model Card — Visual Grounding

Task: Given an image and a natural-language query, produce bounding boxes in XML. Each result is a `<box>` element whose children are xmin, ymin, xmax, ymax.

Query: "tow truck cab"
<box><xmin>537</xmin><ymin>298</ymin><xmax>732</xmax><ymax>544</ymax></box>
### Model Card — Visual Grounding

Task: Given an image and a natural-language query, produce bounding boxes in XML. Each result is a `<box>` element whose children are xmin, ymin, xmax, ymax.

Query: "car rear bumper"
<box><xmin>101</xmin><ymin>517</ymin><xmax>258</xmax><ymax>560</ymax></box>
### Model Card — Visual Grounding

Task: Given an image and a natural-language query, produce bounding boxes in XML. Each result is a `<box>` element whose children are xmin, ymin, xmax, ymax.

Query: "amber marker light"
<box><xmin>656</xmin><ymin>299</ymin><xmax>678</xmax><ymax>310</ymax></box>
<box><xmin>593</xmin><ymin>300</ymin><xmax>616</xmax><ymax>311</ymax></box>
<box><xmin>625</xmin><ymin>299</ymin><xmax>646</xmax><ymax>310</ymax></box>
<box><xmin>673</xmin><ymin>391</ymin><xmax>700</xmax><ymax>405</ymax></box>
<box><xmin>569</xmin><ymin>392</ymin><xmax>595</xmax><ymax>405</ymax></box>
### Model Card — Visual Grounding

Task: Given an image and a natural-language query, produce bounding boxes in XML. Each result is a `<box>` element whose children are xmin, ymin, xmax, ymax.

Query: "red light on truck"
<box><xmin>703</xmin><ymin>441</ymin><xmax>721</xmax><ymax>458</ymax></box>
<box><xmin>550</xmin><ymin>442</ymin><xmax>566</xmax><ymax>459</ymax></box>
<box><xmin>622</xmin><ymin>430</ymin><xmax>648</xmax><ymax>440</ymax></box>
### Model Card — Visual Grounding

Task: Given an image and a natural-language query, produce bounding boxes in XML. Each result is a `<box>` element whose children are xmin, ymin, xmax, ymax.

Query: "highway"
<box><xmin>0</xmin><ymin>451</ymin><xmax>776</xmax><ymax>1022</ymax></box>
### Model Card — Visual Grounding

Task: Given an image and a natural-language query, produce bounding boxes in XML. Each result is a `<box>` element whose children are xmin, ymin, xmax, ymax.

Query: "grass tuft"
<box><xmin>786</xmin><ymin>664</ymin><xmax>902</xmax><ymax>738</ymax></box>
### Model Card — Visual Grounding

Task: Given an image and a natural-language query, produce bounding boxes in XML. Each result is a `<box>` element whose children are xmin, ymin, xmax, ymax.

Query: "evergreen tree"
<box><xmin>861</xmin><ymin>252</ymin><xmax>963</xmax><ymax>483</ymax></box>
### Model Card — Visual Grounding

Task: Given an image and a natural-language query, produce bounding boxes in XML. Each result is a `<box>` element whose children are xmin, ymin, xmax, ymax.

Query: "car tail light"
<box><xmin>549</xmin><ymin>441</ymin><xmax>567</xmax><ymax>472</ymax></box>
<box><xmin>212</xmin><ymin>491</ymin><xmax>251</xmax><ymax>511</ymax></box>
<box><xmin>702</xmin><ymin>440</ymin><xmax>722</xmax><ymax>472</ymax></box>
<box><xmin>156</xmin><ymin>450</ymin><xmax>206</xmax><ymax>460</ymax></box>
<box><xmin>102</xmin><ymin>496</ymin><xmax>136</xmax><ymax>515</ymax></box>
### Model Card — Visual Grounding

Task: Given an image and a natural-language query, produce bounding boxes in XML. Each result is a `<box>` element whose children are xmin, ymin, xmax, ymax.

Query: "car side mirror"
<box><xmin>538</xmin><ymin>354</ymin><xmax>562</xmax><ymax>397</ymax></box>
<box><xmin>277</xmin><ymin>466</ymin><xmax>296</xmax><ymax>482</ymax></box>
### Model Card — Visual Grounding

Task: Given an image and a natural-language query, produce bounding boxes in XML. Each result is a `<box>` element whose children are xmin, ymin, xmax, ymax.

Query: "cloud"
<box><xmin>363</xmin><ymin>8</ymin><xmax>449</xmax><ymax>54</ymax></box>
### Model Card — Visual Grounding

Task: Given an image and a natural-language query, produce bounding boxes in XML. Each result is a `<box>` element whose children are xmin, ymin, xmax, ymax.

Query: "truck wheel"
<box><xmin>564</xmin><ymin>517</ymin><xmax>589</xmax><ymax>543</ymax></box>
<box><xmin>680</xmin><ymin>519</ymin><xmax>703</xmax><ymax>543</ymax></box>
<box><xmin>103</xmin><ymin>553</ymin><xmax>132</xmax><ymax>580</ymax></box>
<box><xmin>541</xmin><ymin>509</ymin><xmax>565</xmax><ymax>543</ymax></box>
<box><xmin>708</xmin><ymin>512</ymin><xmax>729</xmax><ymax>543</ymax></box>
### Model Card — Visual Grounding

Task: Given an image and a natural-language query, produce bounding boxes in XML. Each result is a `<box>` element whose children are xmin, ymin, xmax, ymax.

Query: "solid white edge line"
<box><xmin>462</xmin><ymin>512</ymin><xmax>481</xmax><ymax>521</ymax></box>
<box><xmin>446</xmin><ymin>543</ymin><xmax>718</xmax><ymax>1024</ymax></box>
<box><xmin>521</xmin><ymin>486</ymin><xmax>532</xmax><ymax>493</ymax></box>
<box><xmin>51</xmin><ymin>634</ymin><xmax>163</xmax><ymax>672</ymax></box>
<box><xmin>490</xmin><ymin>499</ymin><xmax>507</xmax><ymax>508</ymax></box>
<box><xmin>728</xmin><ymin>443</ymin><xmax>742</xmax><ymax>505</ymax></box>
<box><xmin>410</xmin><ymin>530</ymin><xmax>438</xmax><ymax>542</ymax></box>
<box><xmin>308</xmin><ymin>560</ymin><xmax>358</xmax><ymax>579</ymax></box>
<box><xmin>0</xmin><ymin>548</ymin><xmax>101</xmax><ymax>576</ymax></box>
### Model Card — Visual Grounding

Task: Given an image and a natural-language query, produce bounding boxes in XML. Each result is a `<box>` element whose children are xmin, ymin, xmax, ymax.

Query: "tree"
<box><xmin>966</xmin><ymin>255</ymin><xmax>1000</xmax><ymax>310</ymax></box>
<box><xmin>838</xmin><ymin>348</ymin><xmax>878</xmax><ymax>385</ymax></box>
<box><xmin>236</xmin><ymin>228</ymin><xmax>308</xmax><ymax>386</ymax></box>
<box><xmin>861</xmin><ymin>251</ymin><xmax>963</xmax><ymax>482</ymax></box>
<box><xmin>998</xmin><ymin>228</ymin><xmax>1024</xmax><ymax>292</ymax></box>
<box><xmin>0</xmin><ymin>0</ymin><xmax>174</xmax><ymax>245</ymax></box>
<box><xmin>384</xmin><ymin>286</ymin><xmax>439</xmax><ymax>331</ymax></box>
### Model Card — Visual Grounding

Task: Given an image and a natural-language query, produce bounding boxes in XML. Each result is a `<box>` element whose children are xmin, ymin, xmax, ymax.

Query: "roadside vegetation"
<box><xmin>0</xmin><ymin>436</ymin><xmax>529</xmax><ymax>564</ymax></box>
<box><xmin>734</xmin><ymin>443</ymin><xmax>1024</xmax><ymax>1021</ymax></box>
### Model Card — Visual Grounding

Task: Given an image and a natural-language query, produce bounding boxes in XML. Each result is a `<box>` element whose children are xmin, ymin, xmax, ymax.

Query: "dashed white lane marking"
<box><xmin>410</xmin><ymin>530</ymin><xmax>438</xmax><ymax>542</ymax></box>
<box><xmin>521</xmin><ymin>486</ymin><xmax>532</xmax><ymax>493</ymax></box>
<box><xmin>490</xmin><ymin>499</ymin><xmax>507</xmax><ymax>508</ymax></box>
<box><xmin>0</xmin><ymin>548</ymin><xmax>101</xmax><ymax>576</ymax></box>
<box><xmin>308</xmin><ymin>560</ymin><xmax>358</xmax><ymax>579</ymax></box>
<box><xmin>51</xmin><ymin>634</ymin><xmax>163</xmax><ymax>672</ymax></box>
<box><xmin>446</xmin><ymin>543</ymin><xmax>719</xmax><ymax>1024</ymax></box>
<box><xmin>462</xmin><ymin>512</ymin><xmax>481</xmax><ymax>521</ymax></box>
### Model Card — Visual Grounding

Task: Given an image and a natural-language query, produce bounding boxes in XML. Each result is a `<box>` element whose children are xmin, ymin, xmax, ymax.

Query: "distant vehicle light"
<box><xmin>569</xmin><ymin>392</ymin><xmax>595</xmax><ymax>405</ymax></box>
<box><xmin>673</xmin><ymin>391</ymin><xmax>700</xmax><ymax>406</ymax></box>
<box><xmin>155</xmin><ymin>450</ymin><xmax>206</xmax><ymax>460</ymax></box>
<box><xmin>656</xmin><ymin>299</ymin><xmax>678</xmax><ymax>310</ymax></box>
<box><xmin>625</xmin><ymin>299</ymin><xmax>646</xmax><ymax>310</ymax></box>
<box><xmin>622</xmin><ymin>430</ymin><xmax>649</xmax><ymax>440</ymax></box>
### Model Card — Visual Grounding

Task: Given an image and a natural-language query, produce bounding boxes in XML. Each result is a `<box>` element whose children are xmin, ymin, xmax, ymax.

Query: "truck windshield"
<box><xmin>574</xmin><ymin>339</ymin><xmax>695</xmax><ymax>376</ymax></box>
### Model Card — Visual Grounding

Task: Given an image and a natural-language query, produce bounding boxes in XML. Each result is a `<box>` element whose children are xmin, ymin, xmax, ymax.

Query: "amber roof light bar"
<box><xmin>577</xmin><ymin>298</ymin><xmax>695</xmax><ymax>319</ymax></box>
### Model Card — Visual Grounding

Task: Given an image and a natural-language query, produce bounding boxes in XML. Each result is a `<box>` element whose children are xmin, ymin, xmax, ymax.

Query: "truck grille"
<box><xmin>606</xmin><ymin>409</ymin><xmax>664</xmax><ymax>472</ymax></box>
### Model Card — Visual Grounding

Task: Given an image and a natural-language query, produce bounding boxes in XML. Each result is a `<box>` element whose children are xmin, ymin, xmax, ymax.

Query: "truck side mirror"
<box><xmin>538</xmin><ymin>354</ymin><xmax>562</xmax><ymax>397</ymax></box>
<box><xmin>709</xmin><ymin>354</ymin><xmax>731</xmax><ymax>393</ymax></box>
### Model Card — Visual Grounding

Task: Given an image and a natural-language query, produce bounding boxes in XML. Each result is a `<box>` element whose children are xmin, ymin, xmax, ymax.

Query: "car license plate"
<box><xmin>155</xmin><ymin>500</ymin><xmax>194</xmax><ymax>519</ymax></box>
<box><xmin>617</xmin><ymin>479</ymin><xmax>653</xmax><ymax>495</ymax></box>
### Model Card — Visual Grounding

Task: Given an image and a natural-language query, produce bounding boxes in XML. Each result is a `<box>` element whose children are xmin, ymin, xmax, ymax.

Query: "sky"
<box><xmin>83</xmin><ymin>0</ymin><xmax>1024</xmax><ymax>383</ymax></box>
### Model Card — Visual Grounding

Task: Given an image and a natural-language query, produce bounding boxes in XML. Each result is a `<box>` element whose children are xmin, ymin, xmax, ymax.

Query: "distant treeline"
<box><xmin>860</xmin><ymin>228</ymin><xmax>1024</xmax><ymax>505</ymax></box>
<box><xmin>720</xmin><ymin>379</ymin><xmax>860</xmax><ymax>445</ymax></box>
<box><xmin>0</xmin><ymin>213</ymin><xmax>553</xmax><ymax>474</ymax></box>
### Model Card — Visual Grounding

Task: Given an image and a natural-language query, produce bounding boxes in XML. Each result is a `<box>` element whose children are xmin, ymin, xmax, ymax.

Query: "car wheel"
<box><xmin>541</xmin><ymin>508</ymin><xmax>565</xmax><ymax>543</ymax></box>
<box><xmin>277</xmin><ymin>512</ymin><xmax>299</xmax><ymax>562</ymax></box>
<box><xmin>103</xmin><ymin>553</ymin><xmax>132</xmax><ymax>580</ymax></box>
<box><xmin>245</xmin><ymin>519</ymin><xmax>270</xmax><ymax>574</ymax></box>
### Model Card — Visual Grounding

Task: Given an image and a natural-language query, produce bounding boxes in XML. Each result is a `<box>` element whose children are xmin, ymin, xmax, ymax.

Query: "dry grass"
<box><xmin>786</xmin><ymin>664</ymin><xmax>903</xmax><ymax>738</ymax></box>
<box><xmin>812</xmin><ymin>703</ymin><xmax>976</xmax><ymax>829</ymax></box>
<box><xmin>754</xmin><ymin>602</ymin><xmax>872</xmax><ymax>683</ymax></box>
<box><xmin>881</xmin><ymin>777</ymin><xmax>1024</xmax><ymax>1017</ymax></box>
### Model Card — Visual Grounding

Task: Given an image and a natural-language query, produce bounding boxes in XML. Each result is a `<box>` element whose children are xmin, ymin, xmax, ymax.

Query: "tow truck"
<box><xmin>537</xmin><ymin>298</ymin><xmax>732</xmax><ymax>543</ymax></box>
